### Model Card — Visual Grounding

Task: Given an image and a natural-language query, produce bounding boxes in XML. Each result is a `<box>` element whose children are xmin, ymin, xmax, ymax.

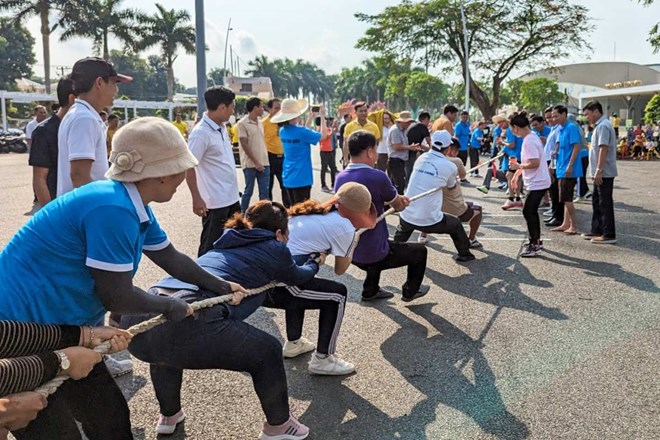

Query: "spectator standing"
<box><xmin>610</xmin><ymin>113</ymin><xmax>620</xmax><ymax>138</ymax></box>
<box><xmin>469</xmin><ymin>120</ymin><xmax>486</xmax><ymax>175</ymax></box>
<box><xmin>24</xmin><ymin>106</ymin><xmax>48</xmax><ymax>150</ymax></box>
<box><xmin>454</xmin><ymin>110</ymin><xmax>471</xmax><ymax>166</ymax></box>
<box><xmin>376</xmin><ymin>112</ymin><xmax>394</xmax><ymax>172</ymax></box>
<box><xmin>186</xmin><ymin>86</ymin><xmax>241</xmax><ymax>257</ymax></box>
<box><xmin>263</xmin><ymin>99</ymin><xmax>290</xmax><ymax>207</ymax></box>
<box><xmin>318</xmin><ymin>117</ymin><xmax>338</xmax><ymax>193</ymax></box>
<box><xmin>388</xmin><ymin>112</ymin><xmax>420</xmax><ymax>195</ymax></box>
<box><xmin>405</xmin><ymin>112</ymin><xmax>432</xmax><ymax>181</ymax></box>
<box><xmin>237</xmin><ymin>97</ymin><xmax>270</xmax><ymax>212</ymax></box>
<box><xmin>105</xmin><ymin>114</ymin><xmax>119</xmax><ymax>158</ymax></box>
<box><xmin>341</xmin><ymin>102</ymin><xmax>380</xmax><ymax>166</ymax></box>
<box><xmin>431</xmin><ymin>104</ymin><xmax>458</xmax><ymax>134</ymax></box>
<box><xmin>172</xmin><ymin>113</ymin><xmax>188</xmax><ymax>140</ymax></box>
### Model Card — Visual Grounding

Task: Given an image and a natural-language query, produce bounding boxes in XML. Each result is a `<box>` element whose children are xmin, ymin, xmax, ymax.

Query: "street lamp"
<box><xmin>223</xmin><ymin>18</ymin><xmax>233</xmax><ymax>78</ymax></box>
<box><xmin>194</xmin><ymin>0</ymin><xmax>207</xmax><ymax>116</ymax></box>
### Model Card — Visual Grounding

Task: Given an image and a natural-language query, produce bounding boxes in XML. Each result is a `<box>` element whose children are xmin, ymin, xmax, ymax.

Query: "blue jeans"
<box><xmin>241</xmin><ymin>166</ymin><xmax>270</xmax><ymax>212</ymax></box>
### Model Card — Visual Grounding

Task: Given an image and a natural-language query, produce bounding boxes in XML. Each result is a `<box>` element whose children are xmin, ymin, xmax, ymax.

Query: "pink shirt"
<box><xmin>521</xmin><ymin>133</ymin><xmax>551</xmax><ymax>191</ymax></box>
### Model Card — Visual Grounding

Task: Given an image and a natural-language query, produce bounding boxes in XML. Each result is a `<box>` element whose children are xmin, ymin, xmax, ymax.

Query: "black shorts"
<box><xmin>559</xmin><ymin>178</ymin><xmax>577</xmax><ymax>203</ymax></box>
<box><xmin>458</xmin><ymin>201</ymin><xmax>481</xmax><ymax>222</ymax></box>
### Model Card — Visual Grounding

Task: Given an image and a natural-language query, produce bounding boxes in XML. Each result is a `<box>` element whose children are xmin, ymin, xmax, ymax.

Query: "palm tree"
<box><xmin>136</xmin><ymin>3</ymin><xmax>195</xmax><ymax>101</ymax></box>
<box><xmin>59</xmin><ymin>0</ymin><xmax>141</xmax><ymax>61</ymax></box>
<box><xmin>0</xmin><ymin>0</ymin><xmax>67</xmax><ymax>93</ymax></box>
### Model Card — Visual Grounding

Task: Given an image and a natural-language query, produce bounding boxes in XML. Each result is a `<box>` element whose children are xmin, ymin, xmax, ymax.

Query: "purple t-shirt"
<box><xmin>335</xmin><ymin>164</ymin><xmax>397</xmax><ymax>265</ymax></box>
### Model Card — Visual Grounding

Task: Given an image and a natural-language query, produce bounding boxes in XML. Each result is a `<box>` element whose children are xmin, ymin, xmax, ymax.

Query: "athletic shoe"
<box><xmin>308</xmin><ymin>353</ymin><xmax>355</xmax><ymax>376</ymax></box>
<box><xmin>584</xmin><ymin>190</ymin><xmax>593</xmax><ymax>200</ymax></box>
<box><xmin>542</xmin><ymin>209</ymin><xmax>554</xmax><ymax>217</ymax></box>
<box><xmin>581</xmin><ymin>232</ymin><xmax>600</xmax><ymax>240</ymax></box>
<box><xmin>321</xmin><ymin>187</ymin><xmax>333</xmax><ymax>194</ymax></box>
<box><xmin>104</xmin><ymin>355</ymin><xmax>133</xmax><ymax>378</ymax></box>
<box><xmin>501</xmin><ymin>200</ymin><xmax>516</xmax><ymax>210</ymax></box>
<box><xmin>545</xmin><ymin>219</ymin><xmax>562</xmax><ymax>227</ymax></box>
<box><xmin>539</xmin><ymin>201</ymin><xmax>551</xmax><ymax>208</ymax></box>
<box><xmin>497</xmin><ymin>182</ymin><xmax>508</xmax><ymax>190</ymax></box>
<box><xmin>454</xmin><ymin>253</ymin><xmax>476</xmax><ymax>262</ymax></box>
<box><xmin>260</xmin><ymin>414</ymin><xmax>309</xmax><ymax>440</ymax></box>
<box><xmin>522</xmin><ymin>239</ymin><xmax>544</xmax><ymax>249</ymax></box>
<box><xmin>469</xmin><ymin>238</ymin><xmax>483</xmax><ymax>248</ymax></box>
<box><xmin>361</xmin><ymin>289</ymin><xmax>395</xmax><ymax>302</ymax></box>
<box><xmin>401</xmin><ymin>284</ymin><xmax>431</xmax><ymax>302</ymax></box>
<box><xmin>156</xmin><ymin>409</ymin><xmax>185</xmax><ymax>435</ymax></box>
<box><xmin>417</xmin><ymin>233</ymin><xmax>429</xmax><ymax>244</ymax></box>
<box><xmin>460</xmin><ymin>179</ymin><xmax>470</xmax><ymax>184</ymax></box>
<box><xmin>476</xmin><ymin>185</ymin><xmax>489</xmax><ymax>194</ymax></box>
<box><xmin>283</xmin><ymin>337</ymin><xmax>316</xmax><ymax>359</ymax></box>
<box><xmin>521</xmin><ymin>243</ymin><xmax>542</xmax><ymax>257</ymax></box>
<box><xmin>591</xmin><ymin>236</ymin><xmax>617</xmax><ymax>245</ymax></box>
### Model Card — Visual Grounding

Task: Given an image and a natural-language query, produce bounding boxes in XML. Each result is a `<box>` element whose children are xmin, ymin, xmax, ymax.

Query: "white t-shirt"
<box><xmin>57</xmin><ymin>99</ymin><xmax>109</xmax><ymax>196</ymax></box>
<box><xmin>25</xmin><ymin>118</ymin><xmax>39</xmax><ymax>139</ymax></box>
<box><xmin>522</xmin><ymin>132</ymin><xmax>551</xmax><ymax>191</ymax></box>
<box><xmin>377</xmin><ymin>126</ymin><xmax>391</xmax><ymax>154</ymax></box>
<box><xmin>287</xmin><ymin>211</ymin><xmax>355</xmax><ymax>257</ymax></box>
<box><xmin>188</xmin><ymin>114</ymin><xmax>240</xmax><ymax>209</ymax></box>
<box><xmin>400</xmin><ymin>150</ymin><xmax>457</xmax><ymax>227</ymax></box>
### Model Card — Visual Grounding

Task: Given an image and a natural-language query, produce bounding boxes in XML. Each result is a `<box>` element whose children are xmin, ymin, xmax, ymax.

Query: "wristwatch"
<box><xmin>54</xmin><ymin>350</ymin><xmax>71</xmax><ymax>373</ymax></box>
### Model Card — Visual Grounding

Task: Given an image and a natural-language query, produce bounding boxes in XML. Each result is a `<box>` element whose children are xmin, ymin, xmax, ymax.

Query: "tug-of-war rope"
<box><xmin>35</xmin><ymin>152</ymin><xmax>505</xmax><ymax>398</ymax></box>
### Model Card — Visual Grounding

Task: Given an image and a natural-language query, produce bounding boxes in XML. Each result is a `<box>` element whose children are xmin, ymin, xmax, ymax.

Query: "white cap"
<box><xmin>431</xmin><ymin>130</ymin><xmax>452</xmax><ymax>149</ymax></box>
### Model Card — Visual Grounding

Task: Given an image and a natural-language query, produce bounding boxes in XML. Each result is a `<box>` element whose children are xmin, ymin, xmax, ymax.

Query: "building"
<box><xmin>519</xmin><ymin>62</ymin><xmax>660</xmax><ymax>124</ymax></box>
<box><xmin>223</xmin><ymin>76</ymin><xmax>274</xmax><ymax>100</ymax></box>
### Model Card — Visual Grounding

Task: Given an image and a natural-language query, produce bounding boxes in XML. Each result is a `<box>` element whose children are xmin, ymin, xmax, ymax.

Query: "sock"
<box><xmin>515</xmin><ymin>196</ymin><xmax>521</xmax><ymax>201</ymax></box>
<box><xmin>315</xmin><ymin>352</ymin><xmax>329</xmax><ymax>359</ymax></box>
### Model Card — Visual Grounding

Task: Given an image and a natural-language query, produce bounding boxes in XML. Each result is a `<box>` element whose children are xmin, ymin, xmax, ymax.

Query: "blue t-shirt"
<box><xmin>502</xmin><ymin>127</ymin><xmax>523</xmax><ymax>171</ymax></box>
<box><xmin>0</xmin><ymin>180</ymin><xmax>169</xmax><ymax>326</ymax></box>
<box><xmin>280</xmin><ymin>125</ymin><xmax>322</xmax><ymax>188</ymax></box>
<box><xmin>556</xmin><ymin>121</ymin><xmax>584</xmax><ymax>179</ymax></box>
<box><xmin>335</xmin><ymin>164</ymin><xmax>397</xmax><ymax>265</ymax></box>
<box><xmin>533</xmin><ymin>125</ymin><xmax>552</xmax><ymax>141</ymax></box>
<box><xmin>454</xmin><ymin>121</ymin><xmax>470</xmax><ymax>151</ymax></box>
<box><xmin>470</xmin><ymin>128</ymin><xmax>483</xmax><ymax>149</ymax></box>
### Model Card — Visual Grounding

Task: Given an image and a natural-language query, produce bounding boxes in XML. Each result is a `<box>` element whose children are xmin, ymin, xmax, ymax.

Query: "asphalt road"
<box><xmin>1</xmin><ymin>152</ymin><xmax>658</xmax><ymax>440</ymax></box>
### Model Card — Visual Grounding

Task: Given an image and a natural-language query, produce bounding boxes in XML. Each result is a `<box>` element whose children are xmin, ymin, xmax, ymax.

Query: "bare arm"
<box><xmin>32</xmin><ymin>167</ymin><xmax>51</xmax><ymax>205</ymax></box>
<box><xmin>185</xmin><ymin>169</ymin><xmax>207</xmax><ymax>217</ymax></box>
<box><xmin>334</xmin><ymin>256</ymin><xmax>352</xmax><ymax>275</ymax></box>
<box><xmin>70</xmin><ymin>160</ymin><xmax>93</xmax><ymax>189</ymax></box>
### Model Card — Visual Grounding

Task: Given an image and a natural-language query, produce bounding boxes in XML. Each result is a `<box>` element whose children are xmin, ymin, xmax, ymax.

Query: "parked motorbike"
<box><xmin>0</xmin><ymin>129</ymin><xmax>28</xmax><ymax>154</ymax></box>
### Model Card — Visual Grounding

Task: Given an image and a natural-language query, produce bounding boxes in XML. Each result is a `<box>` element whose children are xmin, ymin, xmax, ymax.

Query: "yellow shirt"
<box><xmin>106</xmin><ymin>127</ymin><xmax>118</xmax><ymax>158</ymax></box>
<box><xmin>229</xmin><ymin>125</ymin><xmax>239</xmax><ymax>145</ymax></box>
<box><xmin>343</xmin><ymin>119</ymin><xmax>381</xmax><ymax>144</ymax></box>
<box><xmin>172</xmin><ymin>120</ymin><xmax>188</xmax><ymax>137</ymax></box>
<box><xmin>262</xmin><ymin>115</ymin><xmax>283</xmax><ymax>155</ymax></box>
<box><xmin>431</xmin><ymin>115</ymin><xmax>454</xmax><ymax>135</ymax></box>
<box><xmin>611</xmin><ymin>117</ymin><xmax>620</xmax><ymax>128</ymax></box>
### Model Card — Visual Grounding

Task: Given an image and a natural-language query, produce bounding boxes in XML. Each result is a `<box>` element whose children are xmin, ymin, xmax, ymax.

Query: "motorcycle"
<box><xmin>0</xmin><ymin>129</ymin><xmax>28</xmax><ymax>154</ymax></box>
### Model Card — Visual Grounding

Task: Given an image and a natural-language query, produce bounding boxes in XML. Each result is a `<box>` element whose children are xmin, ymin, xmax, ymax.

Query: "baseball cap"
<box><xmin>431</xmin><ymin>130</ymin><xmax>452</xmax><ymax>149</ymax></box>
<box><xmin>322</xmin><ymin>182</ymin><xmax>377</xmax><ymax>229</ymax></box>
<box><xmin>71</xmin><ymin>57</ymin><xmax>133</xmax><ymax>83</ymax></box>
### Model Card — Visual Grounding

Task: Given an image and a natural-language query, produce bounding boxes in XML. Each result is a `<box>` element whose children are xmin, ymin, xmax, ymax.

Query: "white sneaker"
<box><xmin>308</xmin><ymin>353</ymin><xmax>355</xmax><ymax>376</ymax></box>
<box><xmin>156</xmin><ymin>409</ymin><xmax>185</xmax><ymax>435</ymax></box>
<box><xmin>282</xmin><ymin>337</ymin><xmax>315</xmax><ymax>358</ymax></box>
<box><xmin>104</xmin><ymin>355</ymin><xmax>133</xmax><ymax>377</ymax></box>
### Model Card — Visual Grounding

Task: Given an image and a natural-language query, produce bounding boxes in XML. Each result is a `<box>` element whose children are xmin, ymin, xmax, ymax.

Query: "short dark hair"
<box><xmin>99</xmin><ymin>111</ymin><xmax>107</xmax><ymax>117</ymax></box>
<box><xmin>56</xmin><ymin>77</ymin><xmax>75</xmax><ymax>107</ymax></box>
<box><xmin>510</xmin><ymin>113</ymin><xmax>530</xmax><ymax>128</ymax></box>
<box><xmin>553</xmin><ymin>104</ymin><xmax>568</xmax><ymax>115</ymax></box>
<box><xmin>531</xmin><ymin>115</ymin><xmax>545</xmax><ymax>124</ymax></box>
<box><xmin>444</xmin><ymin>105</ymin><xmax>459</xmax><ymax>115</ymax></box>
<box><xmin>354</xmin><ymin>101</ymin><xmax>367</xmax><ymax>111</ymax></box>
<box><xmin>460</xmin><ymin>110</ymin><xmax>469</xmax><ymax>116</ymax></box>
<box><xmin>50</xmin><ymin>103</ymin><xmax>60</xmax><ymax>112</ymax></box>
<box><xmin>266</xmin><ymin>98</ymin><xmax>280</xmax><ymax>109</ymax></box>
<box><xmin>418</xmin><ymin>111</ymin><xmax>431</xmax><ymax>121</ymax></box>
<box><xmin>544</xmin><ymin>106</ymin><xmax>553</xmax><ymax>114</ymax></box>
<box><xmin>204</xmin><ymin>86</ymin><xmax>235</xmax><ymax>111</ymax></box>
<box><xmin>582</xmin><ymin>100</ymin><xmax>603</xmax><ymax>114</ymax></box>
<box><xmin>246</xmin><ymin>97</ymin><xmax>262</xmax><ymax>112</ymax></box>
<box><xmin>108</xmin><ymin>113</ymin><xmax>119</xmax><ymax>121</ymax></box>
<box><xmin>449</xmin><ymin>137</ymin><xmax>461</xmax><ymax>149</ymax></box>
<box><xmin>348</xmin><ymin>130</ymin><xmax>376</xmax><ymax>157</ymax></box>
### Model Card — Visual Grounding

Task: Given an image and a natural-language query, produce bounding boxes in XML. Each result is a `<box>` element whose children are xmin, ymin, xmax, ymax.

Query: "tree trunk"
<box><xmin>167</xmin><ymin>61</ymin><xmax>174</xmax><ymax>102</ymax></box>
<box><xmin>103</xmin><ymin>29</ymin><xmax>109</xmax><ymax>61</ymax></box>
<box><xmin>39</xmin><ymin>2</ymin><xmax>50</xmax><ymax>94</ymax></box>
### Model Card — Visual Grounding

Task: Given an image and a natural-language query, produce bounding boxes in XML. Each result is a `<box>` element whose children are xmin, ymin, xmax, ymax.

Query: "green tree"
<box><xmin>59</xmin><ymin>0</ymin><xmax>141</xmax><ymax>61</ymax></box>
<box><xmin>208</xmin><ymin>67</ymin><xmax>230</xmax><ymax>87</ymax></box>
<box><xmin>356</xmin><ymin>0</ymin><xmax>592</xmax><ymax>119</ymax></box>
<box><xmin>643</xmin><ymin>94</ymin><xmax>660</xmax><ymax>124</ymax></box>
<box><xmin>519</xmin><ymin>78</ymin><xmax>564</xmax><ymax>113</ymax></box>
<box><xmin>499</xmin><ymin>79</ymin><xmax>523</xmax><ymax>107</ymax></box>
<box><xmin>0</xmin><ymin>0</ymin><xmax>68</xmax><ymax>93</ymax></box>
<box><xmin>0</xmin><ymin>17</ymin><xmax>35</xmax><ymax>90</ymax></box>
<box><xmin>137</xmin><ymin>3</ymin><xmax>195</xmax><ymax>101</ymax></box>
<box><xmin>639</xmin><ymin>1</ymin><xmax>659</xmax><ymax>52</ymax></box>
<box><xmin>404</xmin><ymin>71</ymin><xmax>449</xmax><ymax>111</ymax></box>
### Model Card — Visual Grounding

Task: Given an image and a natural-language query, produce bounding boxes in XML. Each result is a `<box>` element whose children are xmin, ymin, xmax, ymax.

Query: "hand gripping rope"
<box><xmin>35</xmin><ymin>152</ymin><xmax>504</xmax><ymax>398</ymax></box>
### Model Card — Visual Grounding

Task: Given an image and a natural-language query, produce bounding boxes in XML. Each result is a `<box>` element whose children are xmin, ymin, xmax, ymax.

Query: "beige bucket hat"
<box><xmin>270</xmin><ymin>98</ymin><xmax>309</xmax><ymax>123</ymax></box>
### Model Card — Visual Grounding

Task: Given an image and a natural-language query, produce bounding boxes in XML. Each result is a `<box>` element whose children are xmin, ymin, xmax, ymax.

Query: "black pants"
<box><xmin>388</xmin><ymin>158</ymin><xmax>406</xmax><ymax>195</ymax></box>
<box><xmin>590</xmin><ymin>177</ymin><xmax>616</xmax><ymax>239</ymax></box>
<box><xmin>548</xmin><ymin>168</ymin><xmax>564</xmax><ymax>222</ymax></box>
<box><xmin>394</xmin><ymin>216</ymin><xmax>472</xmax><ymax>257</ymax></box>
<box><xmin>286</xmin><ymin>186</ymin><xmax>311</xmax><ymax>206</ymax></box>
<box><xmin>320</xmin><ymin>150</ymin><xmax>337</xmax><ymax>189</ymax></box>
<box><xmin>578</xmin><ymin>156</ymin><xmax>590</xmax><ymax>196</ymax></box>
<box><xmin>263</xmin><ymin>277</ymin><xmax>347</xmax><ymax>355</ymax></box>
<box><xmin>353</xmin><ymin>240</ymin><xmax>427</xmax><ymax>299</ymax></box>
<box><xmin>404</xmin><ymin>151</ymin><xmax>419</xmax><ymax>186</ymax></box>
<box><xmin>457</xmin><ymin>150</ymin><xmax>468</xmax><ymax>166</ymax></box>
<box><xmin>469</xmin><ymin>147</ymin><xmax>480</xmax><ymax>173</ymax></box>
<box><xmin>199</xmin><ymin>202</ymin><xmax>241</xmax><ymax>257</ymax></box>
<box><xmin>268</xmin><ymin>153</ymin><xmax>291</xmax><ymax>207</ymax></box>
<box><xmin>128</xmin><ymin>301</ymin><xmax>289</xmax><ymax>426</ymax></box>
<box><xmin>482</xmin><ymin>168</ymin><xmax>507</xmax><ymax>188</ymax></box>
<box><xmin>12</xmin><ymin>363</ymin><xmax>131</xmax><ymax>440</ymax></box>
<box><xmin>523</xmin><ymin>189</ymin><xmax>548</xmax><ymax>243</ymax></box>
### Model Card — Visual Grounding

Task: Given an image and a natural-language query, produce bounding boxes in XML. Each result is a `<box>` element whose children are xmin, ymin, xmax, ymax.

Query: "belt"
<box><xmin>268</xmin><ymin>153</ymin><xmax>284</xmax><ymax>158</ymax></box>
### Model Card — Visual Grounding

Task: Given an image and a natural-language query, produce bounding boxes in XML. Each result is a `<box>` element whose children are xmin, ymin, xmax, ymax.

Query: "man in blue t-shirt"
<box><xmin>454</xmin><ymin>111</ymin><xmax>471</xmax><ymax>168</ymax></box>
<box><xmin>501</xmin><ymin>116</ymin><xmax>524</xmax><ymax>210</ymax></box>
<box><xmin>550</xmin><ymin>104</ymin><xmax>582</xmax><ymax>234</ymax></box>
<box><xmin>469</xmin><ymin>120</ymin><xmax>486</xmax><ymax>176</ymax></box>
<box><xmin>335</xmin><ymin>131</ymin><xmax>429</xmax><ymax>302</ymax></box>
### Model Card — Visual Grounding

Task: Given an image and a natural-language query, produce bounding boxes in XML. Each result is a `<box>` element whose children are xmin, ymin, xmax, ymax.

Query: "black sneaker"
<box><xmin>454</xmin><ymin>253</ymin><xmax>476</xmax><ymax>262</ymax></box>
<box><xmin>401</xmin><ymin>285</ymin><xmax>431</xmax><ymax>302</ymax></box>
<box><xmin>361</xmin><ymin>289</ymin><xmax>395</xmax><ymax>302</ymax></box>
<box><xmin>521</xmin><ymin>243</ymin><xmax>542</xmax><ymax>257</ymax></box>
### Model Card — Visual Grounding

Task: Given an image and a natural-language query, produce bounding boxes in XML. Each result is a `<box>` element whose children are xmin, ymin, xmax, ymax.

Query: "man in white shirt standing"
<box><xmin>57</xmin><ymin>57</ymin><xmax>132</xmax><ymax>196</ymax></box>
<box><xmin>186</xmin><ymin>86</ymin><xmax>241</xmax><ymax>257</ymax></box>
<box><xmin>237</xmin><ymin>97</ymin><xmax>270</xmax><ymax>212</ymax></box>
<box><xmin>393</xmin><ymin>130</ymin><xmax>475</xmax><ymax>262</ymax></box>
<box><xmin>25</xmin><ymin>105</ymin><xmax>48</xmax><ymax>150</ymax></box>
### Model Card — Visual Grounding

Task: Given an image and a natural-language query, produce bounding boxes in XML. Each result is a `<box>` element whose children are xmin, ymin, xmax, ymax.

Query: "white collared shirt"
<box><xmin>57</xmin><ymin>99</ymin><xmax>109</xmax><ymax>196</ymax></box>
<box><xmin>188</xmin><ymin>114</ymin><xmax>240</xmax><ymax>209</ymax></box>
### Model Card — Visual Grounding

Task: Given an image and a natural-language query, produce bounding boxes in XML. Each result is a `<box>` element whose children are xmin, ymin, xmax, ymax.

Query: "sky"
<box><xmin>19</xmin><ymin>0</ymin><xmax>660</xmax><ymax>88</ymax></box>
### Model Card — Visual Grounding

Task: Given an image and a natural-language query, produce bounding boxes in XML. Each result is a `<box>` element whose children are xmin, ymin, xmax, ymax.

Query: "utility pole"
<box><xmin>223</xmin><ymin>18</ymin><xmax>233</xmax><ymax>79</ymax></box>
<box><xmin>194</xmin><ymin>0</ymin><xmax>207</xmax><ymax>116</ymax></box>
<box><xmin>460</xmin><ymin>1</ymin><xmax>470</xmax><ymax>112</ymax></box>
